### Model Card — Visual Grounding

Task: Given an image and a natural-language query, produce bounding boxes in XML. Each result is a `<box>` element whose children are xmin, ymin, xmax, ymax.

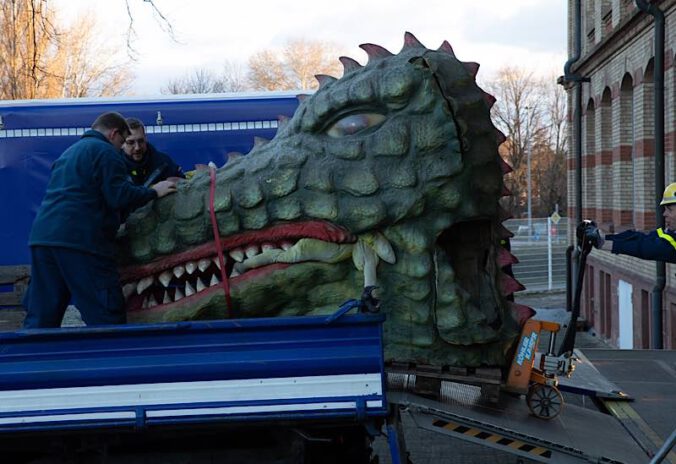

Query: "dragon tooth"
<box><xmin>148</xmin><ymin>295</ymin><xmax>158</xmax><ymax>308</ymax></box>
<box><xmin>229</xmin><ymin>249</ymin><xmax>244</xmax><ymax>262</ymax></box>
<box><xmin>162</xmin><ymin>291</ymin><xmax>171</xmax><ymax>304</ymax></box>
<box><xmin>173</xmin><ymin>265</ymin><xmax>185</xmax><ymax>278</ymax></box>
<box><xmin>158</xmin><ymin>271</ymin><xmax>172</xmax><ymax>287</ymax></box>
<box><xmin>185</xmin><ymin>261</ymin><xmax>197</xmax><ymax>274</ymax></box>
<box><xmin>230</xmin><ymin>268</ymin><xmax>240</xmax><ymax>277</ymax></box>
<box><xmin>261</xmin><ymin>242</ymin><xmax>277</xmax><ymax>253</ymax></box>
<box><xmin>198</xmin><ymin>258</ymin><xmax>210</xmax><ymax>272</ymax></box>
<box><xmin>196</xmin><ymin>277</ymin><xmax>206</xmax><ymax>292</ymax></box>
<box><xmin>372</xmin><ymin>232</ymin><xmax>396</xmax><ymax>264</ymax></box>
<box><xmin>210</xmin><ymin>274</ymin><xmax>220</xmax><ymax>286</ymax></box>
<box><xmin>174</xmin><ymin>287</ymin><xmax>184</xmax><ymax>301</ymax></box>
<box><xmin>280</xmin><ymin>241</ymin><xmax>293</xmax><ymax>251</ymax></box>
<box><xmin>213</xmin><ymin>257</ymin><xmax>222</xmax><ymax>269</ymax></box>
<box><xmin>137</xmin><ymin>276</ymin><xmax>154</xmax><ymax>295</ymax></box>
<box><xmin>352</xmin><ymin>241</ymin><xmax>366</xmax><ymax>271</ymax></box>
<box><xmin>142</xmin><ymin>296</ymin><xmax>149</xmax><ymax>309</ymax></box>
<box><xmin>185</xmin><ymin>280</ymin><xmax>195</xmax><ymax>296</ymax></box>
<box><xmin>245</xmin><ymin>245</ymin><xmax>260</xmax><ymax>258</ymax></box>
<box><xmin>122</xmin><ymin>283</ymin><xmax>136</xmax><ymax>299</ymax></box>
<box><xmin>362</xmin><ymin>244</ymin><xmax>379</xmax><ymax>287</ymax></box>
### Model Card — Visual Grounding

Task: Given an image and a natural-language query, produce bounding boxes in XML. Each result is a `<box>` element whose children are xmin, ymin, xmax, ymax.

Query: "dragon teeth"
<box><xmin>373</xmin><ymin>232</ymin><xmax>396</xmax><ymax>264</ymax></box>
<box><xmin>185</xmin><ymin>261</ymin><xmax>197</xmax><ymax>274</ymax></box>
<box><xmin>261</xmin><ymin>243</ymin><xmax>276</xmax><ymax>252</ymax></box>
<box><xmin>230</xmin><ymin>268</ymin><xmax>240</xmax><ymax>277</ymax></box>
<box><xmin>148</xmin><ymin>295</ymin><xmax>158</xmax><ymax>308</ymax></box>
<box><xmin>185</xmin><ymin>280</ymin><xmax>195</xmax><ymax>297</ymax></box>
<box><xmin>142</xmin><ymin>296</ymin><xmax>149</xmax><ymax>309</ymax></box>
<box><xmin>159</xmin><ymin>271</ymin><xmax>172</xmax><ymax>287</ymax></box>
<box><xmin>245</xmin><ymin>245</ymin><xmax>260</xmax><ymax>258</ymax></box>
<box><xmin>122</xmin><ymin>283</ymin><xmax>136</xmax><ymax>299</ymax></box>
<box><xmin>213</xmin><ymin>257</ymin><xmax>222</xmax><ymax>269</ymax></box>
<box><xmin>210</xmin><ymin>274</ymin><xmax>219</xmax><ymax>286</ymax></box>
<box><xmin>137</xmin><ymin>276</ymin><xmax>154</xmax><ymax>295</ymax></box>
<box><xmin>280</xmin><ymin>241</ymin><xmax>293</xmax><ymax>251</ymax></box>
<box><xmin>198</xmin><ymin>259</ymin><xmax>210</xmax><ymax>272</ymax></box>
<box><xmin>163</xmin><ymin>291</ymin><xmax>171</xmax><ymax>304</ymax></box>
<box><xmin>174</xmin><ymin>287</ymin><xmax>184</xmax><ymax>301</ymax></box>
<box><xmin>196</xmin><ymin>277</ymin><xmax>206</xmax><ymax>292</ymax></box>
<box><xmin>173</xmin><ymin>265</ymin><xmax>185</xmax><ymax>278</ymax></box>
<box><xmin>229</xmin><ymin>249</ymin><xmax>244</xmax><ymax>262</ymax></box>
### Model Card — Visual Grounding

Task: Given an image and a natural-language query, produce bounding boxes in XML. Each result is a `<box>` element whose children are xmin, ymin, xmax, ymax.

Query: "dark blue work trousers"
<box><xmin>23</xmin><ymin>246</ymin><xmax>126</xmax><ymax>328</ymax></box>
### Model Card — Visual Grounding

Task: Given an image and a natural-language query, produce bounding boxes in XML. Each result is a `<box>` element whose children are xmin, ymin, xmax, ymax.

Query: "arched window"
<box><xmin>585</xmin><ymin>98</ymin><xmax>596</xmax><ymax>215</ymax></box>
<box><xmin>616</xmin><ymin>73</ymin><xmax>634</xmax><ymax>226</ymax></box>
<box><xmin>599</xmin><ymin>87</ymin><xmax>612</xmax><ymax>223</ymax></box>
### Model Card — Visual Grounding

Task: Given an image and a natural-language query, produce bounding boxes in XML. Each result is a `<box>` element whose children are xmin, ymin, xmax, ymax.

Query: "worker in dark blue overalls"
<box><xmin>588</xmin><ymin>183</ymin><xmax>676</xmax><ymax>263</ymax></box>
<box><xmin>23</xmin><ymin>112</ymin><xmax>178</xmax><ymax>328</ymax></box>
<box><xmin>122</xmin><ymin>117</ymin><xmax>184</xmax><ymax>187</ymax></box>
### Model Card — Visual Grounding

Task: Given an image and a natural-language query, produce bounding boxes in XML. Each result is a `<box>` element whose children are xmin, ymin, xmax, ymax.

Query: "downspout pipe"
<box><xmin>559</xmin><ymin>0</ymin><xmax>589</xmax><ymax>310</ymax></box>
<box><xmin>636</xmin><ymin>0</ymin><xmax>664</xmax><ymax>349</ymax></box>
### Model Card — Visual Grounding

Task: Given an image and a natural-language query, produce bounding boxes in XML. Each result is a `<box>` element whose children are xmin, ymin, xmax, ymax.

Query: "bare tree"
<box><xmin>163</xmin><ymin>68</ymin><xmax>226</xmax><ymax>95</ymax></box>
<box><xmin>486</xmin><ymin>66</ymin><xmax>567</xmax><ymax>218</ymax></box>
<box><xmin>0</xmin><ymin>1</ymin><xmax>131</xmax><ymax>100</ymax></box>
<box><xmin>247</xmin><ymin>38</ymin><xmax>344</xmax><ymax>91</ymax></box>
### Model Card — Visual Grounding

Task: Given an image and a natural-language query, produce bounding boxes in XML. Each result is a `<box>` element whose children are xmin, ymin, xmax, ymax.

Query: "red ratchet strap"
<box><xmin>209</xmin><ymin>167</ymin><xmax>233</xmax><ymax>318</ymax></box>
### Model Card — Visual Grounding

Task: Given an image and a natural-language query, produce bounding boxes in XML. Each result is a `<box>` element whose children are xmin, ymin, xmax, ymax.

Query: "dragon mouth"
<box><xmin>119</xmin><ymin>221</ymin><xmax>356</xmax><ymax>314</ymax></box>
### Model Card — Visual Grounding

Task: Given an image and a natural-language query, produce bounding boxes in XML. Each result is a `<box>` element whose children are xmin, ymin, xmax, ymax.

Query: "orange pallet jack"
<box><xmin>504</xmin><ymin>220</ymin><xmax>597</xmax><ymax>420</ymax></box>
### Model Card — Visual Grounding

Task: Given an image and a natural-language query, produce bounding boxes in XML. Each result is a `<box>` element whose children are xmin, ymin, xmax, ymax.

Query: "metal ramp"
<box><xmin>389</xmin><ymin>389</ymin><xmax>649</xmax><ymax>464</ymax></box>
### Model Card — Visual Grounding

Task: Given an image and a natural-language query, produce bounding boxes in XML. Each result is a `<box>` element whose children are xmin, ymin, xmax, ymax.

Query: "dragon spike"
<box><xmin>462</xmin><ymin>61</ymin><xmax>480</xmax><ymax>78</ymax></box>
<box><xmin>495</xmin><ymin>128</ymin><xmax>507</xmax><ymax>145</ymax></box>
<box><xmin>226</xmin><ymin>152</ymin><xmax>243</xmax><ymax>162</ymax></box>
<box><xmin>507</xmin><ymin>302</ymin><xmax>536</xmax><ymax>326</ymax></box>
<box><xmin>297</xmin><ymin>94</ymin><xmax>311</xmax><ymax>103</ymax></box>
<box><xmin>483</xmin><ymin>92</ymin><xmax>497</xmax><ymax>109</ymax></box>
<box><xmin>315</xmin><ymin>74</ymin><xmax>338</xmax><ymax>88</ymax></box>
<box><xmin>500</xmin><ymin>272</ymin><xmax>526</xmax><ymax>295</ymax></box>
<box><xmin>253</xmin><ymin>136</ymin><xmax>270</xmax><ymax>148</ymax></box>
<box><xmin>339</xmin><ymin>56</ymin><xmax>363</xmax><ymax>74</ymax></box>
<box><xmin>437</xmin><ymin>40</ymin><xmax>456</xmax><ymax>57</ymax></box>
<box><xmin>496</xmin><ymin>223</ymin><xmax>514</xmax><ymax>240</ymax></box>
<box><xmin>401</xmin><ymin>31</ymin><xmax>427</xmax><ymax>51</ymax></box>
<box><xmin>497</xmin><ymin>247</ymin><xmax>519</xmax><ymax>268</ymax></box>
<box><xmin>499</xmin><ymin>156</ymin><xmax>513</xmax><ymax>174</ymax></box>
<box><xmin>359</xmin><ymin>43</ymin><xmax>394</xmax><ymax>63</ymax></box>
<box><xmin>277</xmin><ymin>114</ymin><xmax>289</xmax><ymax>129</ymax></box>
<box><xmin>497</xmin><ymin>205</ymin><xmax>513</xmax><ymax>222</ymax></box>
<box><xmin>501</xmin><ymin>185</ymin><xmax>512</xmax><ymax>197</ymax></box>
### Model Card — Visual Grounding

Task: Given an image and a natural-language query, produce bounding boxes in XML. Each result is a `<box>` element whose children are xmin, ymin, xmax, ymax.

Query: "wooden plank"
<box><xmin>0</xmin><ymin>265</ymin><xmax>31</xmax><ymax>284</ymax></box>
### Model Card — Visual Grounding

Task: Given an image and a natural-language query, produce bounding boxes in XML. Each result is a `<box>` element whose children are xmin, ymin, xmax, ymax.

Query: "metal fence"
<box><xmin>503</xmin><ymin>217</ymin><xmax>569</xmax><ymax>292</ymax></box>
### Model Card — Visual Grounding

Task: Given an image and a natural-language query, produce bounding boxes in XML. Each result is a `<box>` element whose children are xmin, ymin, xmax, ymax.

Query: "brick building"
<box><xmin>565</xmin><ymin>0</ymin><xmax>676</xmax><ymax>348</ymax></box>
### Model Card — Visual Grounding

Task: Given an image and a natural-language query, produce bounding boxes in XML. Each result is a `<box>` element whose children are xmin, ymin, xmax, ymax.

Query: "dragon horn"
<box><xmin>359</xmin><ymin>43</ymin><xmax>394</xmax><ymax>63</ymax></box>
<box><xmin>462</xmin><ymin>61</ymin><xmax>480</xmax><ymax>78</ymax></box>
<box><xmin>437</xmin><ymin>40</ymin><xmax>456</xmax><ymax>57</ymax></box>
<box><xmin>339</xmin><ymin>56</ymin><xmax>362</xmax><ymax>74</ymax></box>
<box><xmin>315</xmin><ymin>74</ymin><xmax>337</xmax><ymax>89</ymax></box>
<box><xmin>402</xmin><ymin>31</ymin><xmax>426</xmax><ymax>50</ymax></box>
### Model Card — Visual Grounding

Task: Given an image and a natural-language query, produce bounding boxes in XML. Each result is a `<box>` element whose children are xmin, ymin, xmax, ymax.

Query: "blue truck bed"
<box><xmin>0</xmin><ymin>305</ymin><xmax>386</xmax><ymax>434</ymax></box>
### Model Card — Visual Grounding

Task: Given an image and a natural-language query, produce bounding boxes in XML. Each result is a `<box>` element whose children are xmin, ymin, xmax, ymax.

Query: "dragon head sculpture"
<box><xmin>117</xmin><ymin>33</ymin><xmax>533</xmax><ymax>367</ymax></box>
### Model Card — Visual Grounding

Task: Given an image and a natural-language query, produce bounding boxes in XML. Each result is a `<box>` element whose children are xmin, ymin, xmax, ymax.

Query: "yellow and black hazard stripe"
<box><xmin>432</xmin><ymin>419</ymin><xmax>552</xmax><ymax>459</ymax></box>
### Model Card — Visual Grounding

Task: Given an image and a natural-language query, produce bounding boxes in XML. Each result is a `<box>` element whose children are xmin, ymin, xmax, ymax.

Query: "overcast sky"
<box><xmin>53</xmin><ymin>0</ymin><xmax>567</xmax><ymax>96</ymax></box>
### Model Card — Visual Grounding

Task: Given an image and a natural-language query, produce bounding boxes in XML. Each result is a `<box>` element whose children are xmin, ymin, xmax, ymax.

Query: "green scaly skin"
<box><xmin>117</xmin><ymin>33</ymin><xmax>529</xmax><ymax>367</ymax></box>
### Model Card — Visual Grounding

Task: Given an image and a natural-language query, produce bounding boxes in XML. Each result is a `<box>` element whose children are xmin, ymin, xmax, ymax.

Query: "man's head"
<box><xmin>92</xmin><ymin>112</ymin><xmax>130</xmax><ymax>150</ymax></box>
<box><xmin>122</xmin><ymin>117</ymin><xmax>148</xmax><ymax>162</ymax></box>
<box><xmin>660</xmin><ymin>183</ymin><xmax>676</xmax><ymax>231</ymax></box>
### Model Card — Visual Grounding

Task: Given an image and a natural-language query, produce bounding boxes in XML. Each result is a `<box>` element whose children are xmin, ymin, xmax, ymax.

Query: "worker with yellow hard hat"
<box><xmin>585</xmin><ymin>182</ymin><xmax>676</xmax><ymax>263</ymax></box>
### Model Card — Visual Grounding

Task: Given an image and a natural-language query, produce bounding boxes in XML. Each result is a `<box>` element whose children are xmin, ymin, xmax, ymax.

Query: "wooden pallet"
<box><xmin>0</xmin><ymin>265</ymin><xmax>30</xmax><ymax>307</ymax></box>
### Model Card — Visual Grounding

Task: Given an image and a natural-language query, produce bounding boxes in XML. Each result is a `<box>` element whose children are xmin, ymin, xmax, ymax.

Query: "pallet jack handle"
<box><xmin>557</xmin><ymin>220</ymin><xmax>598</xmax><ymax>356</ymax></box>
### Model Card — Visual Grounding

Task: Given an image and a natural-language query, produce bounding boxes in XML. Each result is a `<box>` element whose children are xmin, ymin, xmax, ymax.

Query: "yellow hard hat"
<box><xmin>660</xmin><ymin>182</ymin><xmax>676</xmax><ymax>206</ymax></box>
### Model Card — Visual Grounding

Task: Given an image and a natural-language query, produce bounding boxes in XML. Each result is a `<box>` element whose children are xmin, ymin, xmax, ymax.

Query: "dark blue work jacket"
<box><xmin>29</xmin><ymin>130</ymin><xmax>157</xmax><ymax>258</ymax></box>
<box><xmin>607</xmin><ymin>228</ymin><xmax>676</xmax><ymax>263</ymax></box>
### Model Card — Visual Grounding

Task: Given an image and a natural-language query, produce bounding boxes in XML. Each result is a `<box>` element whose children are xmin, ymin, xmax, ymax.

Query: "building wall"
<box><xmin>567</xmin><ymin>0</ymin><xmax>676</xmax><ymax>348</ymax></box>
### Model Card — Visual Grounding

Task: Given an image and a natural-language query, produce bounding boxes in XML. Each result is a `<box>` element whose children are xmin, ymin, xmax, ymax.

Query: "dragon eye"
<box><xmin>326</xmin><ymin>113</ymin><xmax>386</xmax><ymax>137</ymax></box>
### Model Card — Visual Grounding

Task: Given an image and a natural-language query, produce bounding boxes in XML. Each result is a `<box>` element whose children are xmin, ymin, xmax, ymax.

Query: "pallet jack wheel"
<box><xmin>526</xmin><ymin>384</ymin><xmax>563</xmax><ymax>419</ymax></box>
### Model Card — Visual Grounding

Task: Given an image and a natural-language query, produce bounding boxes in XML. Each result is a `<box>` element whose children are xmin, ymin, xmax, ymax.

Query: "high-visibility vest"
<box><xmin>656</xmin><ymin>228</ymin><xmax>676</xmax><ymax>251</ymax></box>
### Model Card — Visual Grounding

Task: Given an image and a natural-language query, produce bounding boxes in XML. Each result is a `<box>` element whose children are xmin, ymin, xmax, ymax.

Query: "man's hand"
<box><xmin>152</xmin><ymin>179</ymin><xmax>178</xmax><ymax>198</ymax></box>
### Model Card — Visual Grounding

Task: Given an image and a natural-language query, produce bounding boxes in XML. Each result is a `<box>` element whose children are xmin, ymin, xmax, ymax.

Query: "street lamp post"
<box><xmin>525</xmin><ymin>107</ymin><xmax>532</xmax><ymax>236</ymax></box>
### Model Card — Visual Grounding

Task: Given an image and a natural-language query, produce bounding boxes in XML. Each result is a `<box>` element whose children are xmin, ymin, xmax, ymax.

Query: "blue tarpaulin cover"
<box><xmin>0</xmin><ymin>93</ymin><xmax>299</xmax><ymax>266</ymax></box>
